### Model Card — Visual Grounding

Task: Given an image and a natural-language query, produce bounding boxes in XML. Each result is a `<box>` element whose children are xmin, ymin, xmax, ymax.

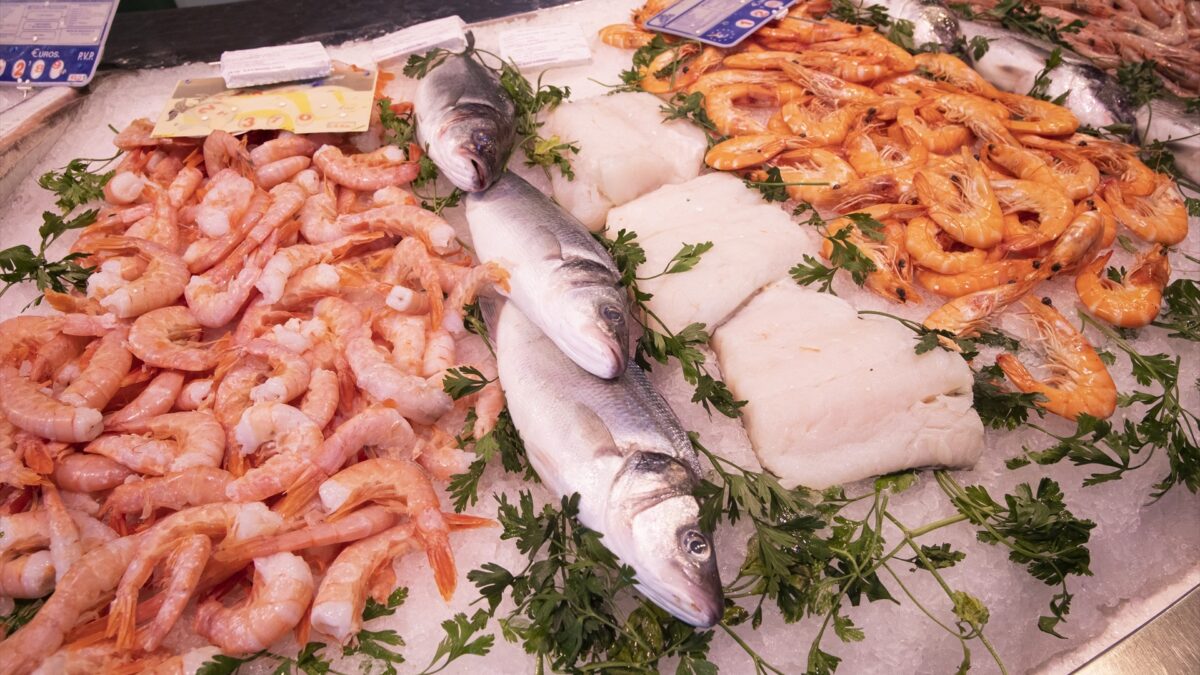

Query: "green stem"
<box><xmin>721</xmin><ymin>623</ymin><xmax>786</xmax><ymax>675</ymax></box>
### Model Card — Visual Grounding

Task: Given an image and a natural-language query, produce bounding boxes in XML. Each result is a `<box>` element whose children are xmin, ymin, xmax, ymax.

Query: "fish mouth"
<box><xmin>635</xmin><ymin>576</ymin><xmax>723</xmax><ymax>628</ymax></box>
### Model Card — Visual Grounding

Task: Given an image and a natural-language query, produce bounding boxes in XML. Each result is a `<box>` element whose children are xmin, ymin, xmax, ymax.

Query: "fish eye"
<box><xmin>601</xmin><ymin>304</ymin><xmax>624</xmax><ymax>324</ymax></box>
<box><xmin>682</xmin><ymin>531</ymin><xmax>709</xmax><ymax>558</ymax></box>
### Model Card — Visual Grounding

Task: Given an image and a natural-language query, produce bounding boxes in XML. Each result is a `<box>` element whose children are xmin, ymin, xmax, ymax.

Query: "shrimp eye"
<box><xmin>682</xmin><ymin>531</ymin><xmax>710</xmax><ymax>558</ymax></box>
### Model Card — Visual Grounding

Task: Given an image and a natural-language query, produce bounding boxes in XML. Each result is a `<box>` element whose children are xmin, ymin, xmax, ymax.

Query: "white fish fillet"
<box><xmin>713</xmin><ymin>281</ymin><xmax>984</xmax><ymax>489</ymax></box>
<box><xmin>542</xmin><ymin>92</ymin><xmax>707</xmax><ymax>230</ymax></box>
<box><xmin>606</xmin><ymin>173</ymin><xmax>821</xmax><ymax>334</ymax></box>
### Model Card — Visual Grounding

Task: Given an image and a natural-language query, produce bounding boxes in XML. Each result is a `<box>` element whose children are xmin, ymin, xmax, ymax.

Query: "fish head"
<box><xmin>551</xmin><ymin>266</ymin><xmax>629</xmax><ymax>378</ymax></box>
<box><xmin>607</xmin><ymin>452</ymin><xmax>723</xmax><ymax>627</ymax></box>
<box><xmin>429</xmin><ymin>103</ymin><xmax>514</xmax><ymax>192</ymax></box>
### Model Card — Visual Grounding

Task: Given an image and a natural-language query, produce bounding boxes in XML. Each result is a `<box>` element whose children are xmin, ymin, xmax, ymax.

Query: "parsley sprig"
<box><xmin>597</xmin><ymin>229</ymin><xmax>746</xmax><ymax>418</ymax></box>
<box><xmin>950</xmin><ymin>0</ymin><xmax>1084</xmax><ymax>47</ymax></box>
<box><xmin>1153</xmin><ymin>278</ymin><xmax>1200</xmax><ymax>342</ymax></box>
<box><xmin>0</xmin><ymin>155</ymin><xmax>116</xmax><ymax>304</ymax></box>
<box><xmin>789</xmin><ymin>210</ymin><xmax>885</xmax><ymax>294</ymax></box>
<box><xmin>1027</xmin><ymin>48</ymin><xmax>1069</xmax><ymax>105</ymax></box>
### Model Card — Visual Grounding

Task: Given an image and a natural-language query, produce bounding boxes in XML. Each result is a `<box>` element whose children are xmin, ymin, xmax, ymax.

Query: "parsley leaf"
<box><xmin>362</xmin><ymin>586</ymin><xmax>409</xmax><ymax>621</ymax></box>
<box><xmin>1153</xmin><ymin>278</ymin><xmax>1200</xmax><ymax>342</ymax></box>
<box><xmin>417</xmin><ymin>610</ymin><xmax>494</xmax><ymax>675</ymax></box>
<box><xmin>37</xmin><ymin>154</ymin><xmax>118</xmax><ymax>213</ymax></box>
<box><xmin>442</xmin><ymin>366</ymin><xmax>494</xmax><ymax>400</ymax></box>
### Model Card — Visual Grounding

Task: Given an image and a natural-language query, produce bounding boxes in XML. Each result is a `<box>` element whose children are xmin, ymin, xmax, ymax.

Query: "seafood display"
<box><xmin>538</xmin><ymin>92</ymin><xmax>708</xmax><ymax>229</ymax></box>
<box><xmin>0</xmin><ymin>0</ymin><xmax>1197</xmax><ymax>673</ymax></box>
<box><xmin>0</xmin><ymin>117</ymin><xmax>501</xmax><ymax>673</ymax></box>
<box><xmin>599</xmin><ymin>1</ymin><xmax>1191</xmax><ymax>426</ymax></box>
<box><xmin>414</xmin><ymin>52</ymin><xmax>516</xmax><ymax>192</ymax></box>
<box><xmin>712</xmin><ymin>280</ymin><xmax>983</xmax><ymax>489</ymax></box>
<box><xmin>606</xmin><ymin>172</ymin><xmax>818</xmax><ymax>332</ymax></box>
<box><xmin>489</xmin><ymin>298</ymin><xmax>723</xmax><ymax>626</ymax></box>
<box><xmin>962</xmin><ymin>0</ymin><xmax>1200</xmax><ymax>97</ymax></box>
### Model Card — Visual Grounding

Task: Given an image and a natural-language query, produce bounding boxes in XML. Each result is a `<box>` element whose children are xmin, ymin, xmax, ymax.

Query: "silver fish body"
<box><xmin>876</xmin><ymin>0</ymin><xmax>962</xmax><ymax>51</ymax></box>
<box><xmin>959</xmin><ymin>20</ymin><xmax>1135</xmax><ymax>134</ymax></box>
<box><xmin>414</xmin><ymin>52</ymin><xmax>516</xmax><ymax>192</ymax></box>
<box><xmin>490</xmin><ymin>298</ymin><xmax>723</xmax><ymax>627</ymax></box>
<box><xmin>465</xmin><ymin>171</ymin><xmax>630</xmax><ymax>379</ymax></box>
<box><xmin>1138</xmin><ymin>98</ymin><xmax>1200</xmax><ymax>184</ymax></box>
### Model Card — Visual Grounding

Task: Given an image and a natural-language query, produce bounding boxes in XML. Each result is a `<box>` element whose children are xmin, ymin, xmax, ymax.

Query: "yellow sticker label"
<box><xmin>152</xmin><ymin>66</ymin><xmax>377</xmax><ymax>138</ymax></box>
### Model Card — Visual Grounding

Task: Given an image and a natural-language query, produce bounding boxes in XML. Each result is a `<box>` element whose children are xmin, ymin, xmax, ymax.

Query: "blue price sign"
<box><xmin>646</xmin><ymin>0</ymin><xmax>797</xmax><ymax>48</ymax></box>
<box><xmin>1</xmin><ymin>0</ymin><xmax>118</xmax><ymax>87</ymax></box>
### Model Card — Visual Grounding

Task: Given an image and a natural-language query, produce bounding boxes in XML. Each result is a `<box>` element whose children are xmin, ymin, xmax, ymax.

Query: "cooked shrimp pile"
<box><xmin>603</xmin><ymin>0</ymin><xmax>1190</xmax><ymax>422</ymax></box>
<box><xmin>0</xmin><ymin>114</ymin><xmax>504</xmax><ymax>674</ymax></box>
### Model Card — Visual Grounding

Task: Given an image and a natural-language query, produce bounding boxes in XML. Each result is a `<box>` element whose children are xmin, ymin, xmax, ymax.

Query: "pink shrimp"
<box><xmin>336</xmin><ymin>205</ymin><xmax>460</xmax><ymax>255</ymax></box>
<box><xmin>317</xmin><ymin>458</ymin><xmax>460</xmax><ymax>600</ymax></box>
<box><xmin>184</xmin><ymin>226</ymin><xmax>285</xmax><ymax>328</ymax></box>
<box><xmin>123</xmin><ymin>191</ymin><xmax>181</xmax><ymax>254</ymax></box>
<box><xmin>274</xmin><ymin>406</ymin><xmax>415</xmax><ymax>518</ymax></box>
<box><xmin>84</xmin><ymin>237</ymin><xmax>189</xmax><ymax>319</ymax></box>
<box><xmin>102</xmin><ymin>172</ymin><xmax>146</xmax><ymax>205</ymax></box>
<box><xmin>0</xmin><ymin>367</ymin><xmax>103</xmax><ymax>443</ymax></box>
<box><xmin>0</xmin><ymin>536</ymin><xmax>142</xmax><ymax>674</ymax></box>
<box><xmin>255</xmin><ymin>156</ymin><xmax>312</xmax><ymax>189</ymax></box>
<box><xmin>299</xmin><ymin>368</ymin><xmax>339</xmax><ymax>429</ymax></box>
<box><xmin>57</xmin><ymin>327</ymin><xmax>133</xmax><ymax>410</ymax></box>
<box><xmin>373</xmin><ymin>313</ymin><xmax>426</xmax><ymax>375</ymax></box>
<box><xmin>256</xmin><ymin>231</ymin><xmax>385</xmax><ymax>304</ymax></box>
<box><xmin>312</xmin><ymin>144</ymin><xmax>419</xmax><ymax>191</ymax></box>
<box><xmin>244</xmin><ymin>339</ymin><xmax>312</xmax><ymax>404</ymax></box>
<box><xmin>105</xmin><ymin>371</ymin><xmax>186</xmax><ymax>429</ymax></box>
<box><xmin>214</xmin><ymin>504</ymin><xmax>400</xmax><ymax>563</ymax></box>
<box><xmin>167</xmin><ymin>165</ymin><xmax>204</xmax><ymax>208</ymax></box>
<box><xmin>202</xmin><ymin>130</ymin><xmax>251</xmax><ymax>178</ymax></box>
<box><xmin>52</xmin><ymin>453</ymin><xmax>132</xmax><ymax>492</ymax></box>
<box><xmin>224</xmin><ymin>402</ymin><xmax>324</xmax><ymax>502</ymax></box>
<box><xmin>102</xmin><ymin>467</ymin><xmax>233</xmax><ymax>521</ymax></box>
<box><xmin>194</xmin><ymin>552</ymin><xmax>314</xmax><ymax>653</ymax></box>
<box><xmin>126</xmin><ymin>306</ymin><xmax>218</xmax><ymax>372</ymax></box>
<box><xmin>250</xmin><ymin>133</ymin><xmax>318</xmax><ymax>166</ymax></box>
<box><xmin>133</xmin><ymin>534</ymin><xmax>212</xmax><ymax>652</ymax></box>
<box><xmin>344</xmin><ymin>329</ymin><xmax>454</xmax><ymax>423</ymax></box>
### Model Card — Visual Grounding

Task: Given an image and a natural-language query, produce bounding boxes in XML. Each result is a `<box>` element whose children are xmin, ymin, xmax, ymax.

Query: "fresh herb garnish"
<box><xmin>37</xmin><ymin>153</ymin><xmax>119</xmax><ymax>213</ymax></box>
<box><xmin>442</xmin><ymin>366</ymin><xmax>495</xmax><ymax>400</ymax></box>
<box><xmin>0</xmin><ymin>597</ymin><xmax>45</xmax><ymax>637</ymax></box>
<box><xmin>660</xmin><ymin>90</ymin><xmax>727</xmax><ymax>148</ymax></box>
<box><xmin>417</xmin><ymin>610</ymin><xmax>495</xmax><ymax>675</ymax></box>
<box><xmin>1027</xmin><ymin>48</ymin><xmax>1068</xmax><ymax>104</ymax></box>
<box><xmin>1115</xmin><ymin>60</ymin><xmax>1165</xmax><ymax>108</ymax></box>
<box><xmin>448</xmin><ymin>408</ymin><xmax>536</xmax><ymax>512</ymax></box>
<box><xmin>362</xmin><ymin>586</ymin><xmax>409</xmax><ymax>621</ymax></box>
<box><xmin>597</xmin><ymin>229</ymin><xmax>745</xmax><ymax>418</ymax></box>
<box><xmin>1153</xmin><ymin>278</ymin><xmax>1200</xmax><ymax>342</ymax></box>
<box><xmin>954</xmin><ymin>0</ymin><xmax>1084</xmax><ymax>47</ymax></box>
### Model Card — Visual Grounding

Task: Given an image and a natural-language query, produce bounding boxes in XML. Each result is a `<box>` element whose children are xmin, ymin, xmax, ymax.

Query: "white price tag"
<box><xmin>372</xmin><ymin>15</ymin><xmax>468</xmax><ymax>65</ymax></box>
<box><xmin>220</xmin><ymin>41</ymin><xmax>332</xmax><ymax>89</ymax></box>
<box><xmin>498</xmin><ymin>23</ymin><xmax>592</xmax><ymax>70</ymax></box>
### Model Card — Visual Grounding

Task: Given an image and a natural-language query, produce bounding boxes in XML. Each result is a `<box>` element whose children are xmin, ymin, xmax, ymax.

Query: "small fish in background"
<box><xmin>466</xmin><ymin>171</ymin><xmax>630</xmax><ymax>380</ymax></box>
<box><xmin>414</xmin><ymin>46</ymin><xmax>516</xmax><ymax>192</ymax></box>
<box><xmin>957</xmin><ymin>19</ymin><xmax>1137</xmax><ymax>133</ymax></box>
<box><xmin>876</xmin><ymin>0</ymin><xmax>963</xmax><ymax>52</ymax></box>
<box><xmin>489</xmin><ymin>297</ymin><xmax>724</xmax><ymax>628</ymax></box>
<box><xmin>1136</xmin><ymin>98</ymin><xmax>1200</xmax><ymax>185</ymax></box>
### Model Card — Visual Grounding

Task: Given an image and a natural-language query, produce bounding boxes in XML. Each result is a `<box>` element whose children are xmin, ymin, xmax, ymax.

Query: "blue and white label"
<box><xmin>0</xmin><ymin>0</ymin><xmax>118</xmax><ymax>87</ymax></box>
<box><xmin>646</xmin><ymin>0</ymin><xmax>796</xmax><ymax>48</ymax></box>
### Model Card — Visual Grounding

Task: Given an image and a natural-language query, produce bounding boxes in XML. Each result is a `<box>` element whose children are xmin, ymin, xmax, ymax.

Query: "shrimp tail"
<box><xmin>995</xmin><ymin>354</ymin><xmax>1042</xmax><ymax>398</ymax></box>
<box><xmin>106</xmin><ymin>589</ymin><xmax>140</xmax><ymax>649</ymax></box>
<box><xmin>443</xmin><ymin>512</ymin><xmax>497</xmax><ymax>530</ymax></box>
<box><xmin>275</xmin><ymin>466</ymin><xmax>325</xmax><ymax>519</ymax></box>
<box><xmin>420</xmin><ymin>527</ymin><xmax>458</xmax><ymax>602</ymax></box>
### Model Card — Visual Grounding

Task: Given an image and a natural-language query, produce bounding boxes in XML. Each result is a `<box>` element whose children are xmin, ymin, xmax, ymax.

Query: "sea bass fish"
<box><xmin>465</xmin><ymin>171</ymin><xmax>630</xmax><ymax>379</ymax></box>
<box><xmin>490</xmin><ymin>298</ymin><xmax>723</xmax><ymax>627</ymax></box>
<box><xmin>875</xmin><ymin>0</ymin><xmax>962</xmax><ymax>51</ymax></box>
<box><xmin>414</xmin><ymin>51</ymin><xmax>515</xmax><ymax>192</ymax></box>
<box><xmin>1137</xmin><ymin>98</ymin><xmax>1200</xmax><ymax>185</ymax></box>
<box><xmin>959</xmin><ymin>20</ymin><xmax>1135</xmax><ymax>133</ymax></box>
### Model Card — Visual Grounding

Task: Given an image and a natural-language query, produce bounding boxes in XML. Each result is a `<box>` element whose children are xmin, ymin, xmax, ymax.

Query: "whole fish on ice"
<box><xmin>466</xmin><ymin>171</ymin><xmax>630</xmax><ymax>379</ymax></box>
<box><xmin>958</xmin><ymin>19</ymin><xmax>1135</xmax><ymax>133</ymax></box>
<box><xmin>874</xmin><ymin>0</ymin><xmax>962</xmax><ymax>51</ymax></box>
<box><xmin>1136</xmin><ymin>97</ymin><xmax>1200</xmax><ymax>185</ymax></box>
<box><xmin>414</xmin><ymin>49</ymin><xmax>516</xmax><ymax>192</ymax></box>
<box><xmin>489</xmin><ymin>299</ymin><xmax>723</xmax><ymax>627</ymax></box>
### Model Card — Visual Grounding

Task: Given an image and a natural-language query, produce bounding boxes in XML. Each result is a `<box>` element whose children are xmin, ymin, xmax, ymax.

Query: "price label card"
<box><xmin>646</xmin><ymin>0</ymin><xmax>796</xmax><ymax>48</ymax></box>
<box><xmin>499</xmin><ymin>23</ymin><xmax>591</xmax><ymax>70</ymax></box>
<box><xmin>220</xmin><ymin>41</ymin><xmax>332</xmax><ymax>89</ymax></box>
<box><xmin>373</xmin><ymin>15</ymin><xmax>467</xmax><ymax>65</ymax></box>
<box><xmin>153</xmin><ymin>65</ymin><xmax>377</xmax><ymax>138</ymax></box>
<box><xmin>0</xmin><ymin>0</ymin><xmax>119</xmax><ymax>87</ymax></box>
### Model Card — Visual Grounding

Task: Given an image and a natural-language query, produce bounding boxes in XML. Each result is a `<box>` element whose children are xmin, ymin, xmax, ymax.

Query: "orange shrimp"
<box><xmin>995</xmin><ymin>297</ymin><xmax>1116</xmax><ymax>421</ymax></box>
<box><xmin>1075</xmin><ymin>247</ymin><xmax>1171</xmax><ymax>328</ymax></box>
